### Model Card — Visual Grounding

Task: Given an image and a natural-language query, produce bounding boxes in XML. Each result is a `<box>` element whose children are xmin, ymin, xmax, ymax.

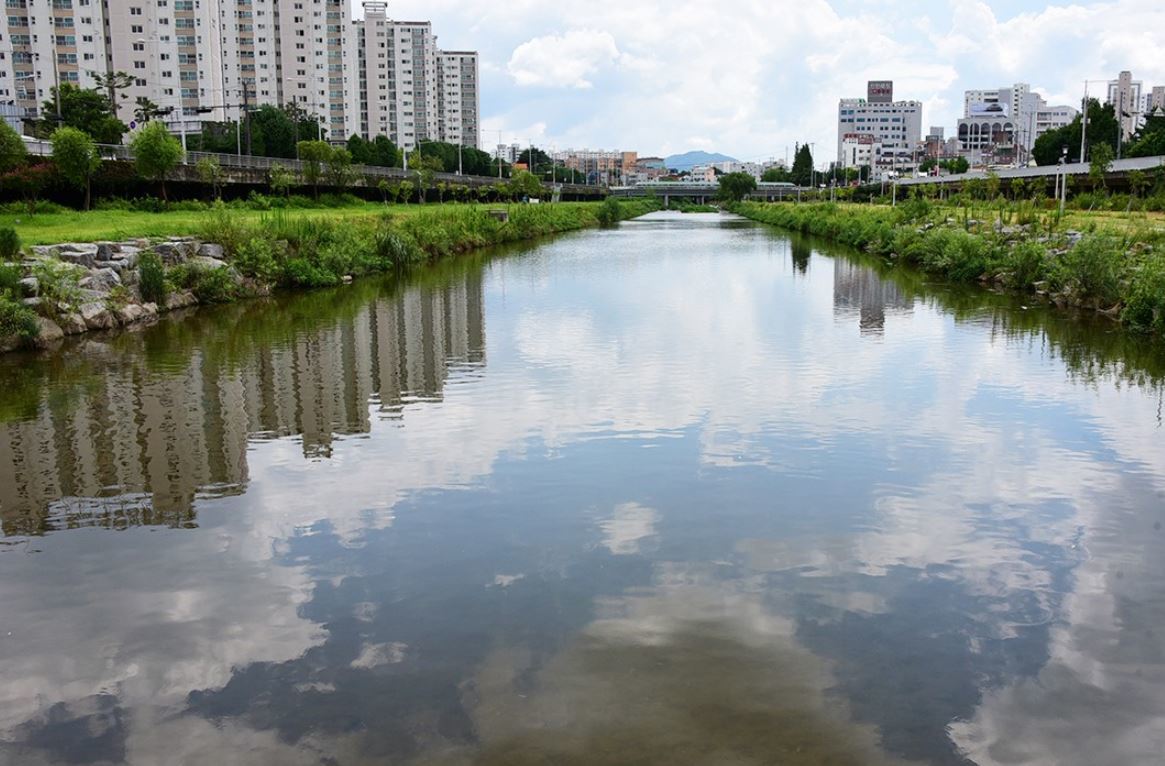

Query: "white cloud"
<box><xmin>507</xmin><ymin>29</ymin><xmax>621</xmax><ymax>89</ymax></box>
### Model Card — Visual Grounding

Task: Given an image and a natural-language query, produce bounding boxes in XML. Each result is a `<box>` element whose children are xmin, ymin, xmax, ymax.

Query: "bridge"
<box><xmin>610</xmin><ymin>181</ymin><xmax>806</xmax><ymax>205</ymax></box>
<box><xmin>895</xmin><ymin>154</ymin><xmax>1165</xmax><ymax>193</ymax></box>
<box><xmin>22</xmin><ymin>139</ymin><xmax>605</xmax><ymax>200</ymax></box>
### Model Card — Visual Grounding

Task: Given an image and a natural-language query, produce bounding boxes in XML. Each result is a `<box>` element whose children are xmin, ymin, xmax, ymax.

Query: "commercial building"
<box><xmin>956</xmin><ymin>83</ymin><xmax>1076</xmax><ymax>166</ymax></box>
<box><xmin>836</xmin><ymin>80</ymin><xmax>922</xmax><ymax>176</ymax></box>
<box><xmin>0</xmin><ymin>1</ymin><xmax>479</xmax><ymax>151</ymax></box>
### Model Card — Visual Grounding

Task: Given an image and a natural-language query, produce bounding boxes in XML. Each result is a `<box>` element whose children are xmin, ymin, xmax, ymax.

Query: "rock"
<box><xmin>31</xmin><ymin>245</ymin><xmax>57</xmax><ymax>258</ymax></box>
<box><xmin>33</xmin><ymin>316</ymin><xmax>65</xmax><ymax>347</ymax></box>
<box><xmin>1065</xmin><ymin>230</ymin><xmax>1083</xmax><ymax>245</ymax></box>
<box><xmin>341</xmin><ymin>275</ymin><xmax>353</xmax><ymax>284</ymax></box>
<box><xmin>154</xmin><ymin>241</ymin><xmax>196</xmax><ymax>265</ymax></box>
<box><xmin>114</xmin><ymin>245</ymin><xmax>141</xmax><ymax>259</ymax></box>
<box><xmin>116</xmin><ymin>304</ymin><xmax>147</xmax><ymax>324</ymax></box>
<box><xmin>95</xmin><ymin>242</ymin><xmax>118</xmax><ymax>261</ymax></box>
<box><xmin>164</xmin><ymin>290</ymin><xmax>198</xmax><ymax>311</ymax></box>
<box><xmin>80</xmin><ymin>302</ymin><xmax>116</xmax><ymax>330</ymax></box>
<box><xmin>78</xmin><ymin>268</ymin><xmax>121</xmax><ymax>293</ymax></box>
<box><xmin>21</xmin><ymin>297</ymin><xmax>42</xmax><ymax>309</ymax></box>
<box><xmin>141</xmin><ymin>302</ymin><xmax>159</xmax><ymax>317</ymax></box>
<box><xmin>197</xmin><ymin>243</ymin><xmax>225</xmax><ymax>259</ymax></box>
<box><xmin>57</xmin><ymin>249</ymin><xmax>97</xmax><ymax>269</ymax></box>
<box><xmin>0</xmin><ymin>333</ymin><xmax>21</xmax><ymax>353</ymax></box>
<box><xmin>58</xmin><ymin>313</ymin><xmax>87</xmax><ymax>335</ymax></box>
<box><xmin>189</xmin><ymin>255</ymin><xmax>230</xmax><ymax>271</ymax></box>
<box><xmin>18</xmin><ymin>277</ymin><xmax>38</xmax><ymax>297</ymax></box>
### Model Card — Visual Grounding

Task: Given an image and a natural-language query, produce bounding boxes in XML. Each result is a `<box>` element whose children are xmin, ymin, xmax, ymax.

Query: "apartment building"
<box><xmin>0</xmin><ymin>0</ymin><xmax>478</xmax><ymax>150</ymax></box>
<box><xmin>1107</xmin><ymin>70</ymin><xmax>1142</xmax><ymax>140</ymax></box>
<box><xmin>552</xmin><ymin>149</ymin><xmax>638</xmax><ymax>183</ymax></box>
<box><xmin>836</xmin><ymin>81</ymin><xmax>922</xmax><ymax>173</ymax></box>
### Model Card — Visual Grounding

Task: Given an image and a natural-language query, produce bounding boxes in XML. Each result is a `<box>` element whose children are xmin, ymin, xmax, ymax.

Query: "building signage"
<box><xmin>867</xmin><ymin>80</ymin><xmax>893</xmax><ymax>103</ymax></box>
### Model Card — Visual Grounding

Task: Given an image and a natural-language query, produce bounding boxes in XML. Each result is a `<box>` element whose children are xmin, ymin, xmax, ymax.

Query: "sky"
<box><xmin>359</xmin><ymin>0</ymin><xmax>1165</xmax><ymax>165</ymax></box>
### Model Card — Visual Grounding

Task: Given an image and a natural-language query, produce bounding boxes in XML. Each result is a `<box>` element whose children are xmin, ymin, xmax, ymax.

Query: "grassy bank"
<box><xmin>1</xmin><ymin>198</ymin><xmax>658</xmax><ymax>345</ymax></box>
<box><xmin>732</xmin><ymin>201</ymin><xmax>1165</xmax><ymax>334</ymax></box>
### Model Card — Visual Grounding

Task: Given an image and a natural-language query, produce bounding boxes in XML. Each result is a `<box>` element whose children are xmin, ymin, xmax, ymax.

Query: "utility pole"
<box><xmin>1080</xmin><ymin>81</ymin><xmax>1089</xmax><ymax>163</ymax></box>
<box><xmin>243</xmin><ymin>81</ymin><xmax>253</xmax><ymax>155</ymax></box>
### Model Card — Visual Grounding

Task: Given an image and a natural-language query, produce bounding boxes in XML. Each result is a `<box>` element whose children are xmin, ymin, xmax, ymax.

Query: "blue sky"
<box><xmin>356</xmin><ymin>1</ymin><xmax>1165</xmax><ymax>164</ymax></box>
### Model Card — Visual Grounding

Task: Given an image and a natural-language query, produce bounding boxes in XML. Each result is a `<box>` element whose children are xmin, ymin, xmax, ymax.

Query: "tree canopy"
<box><xmin>0</xmin><ymin>121</ymin><xmax>28</xmax><ymax>174</ymax></box>
<box><xmin>791</xmin><ymin>144</ymin><xmax>814</xmax><ymax>187</ymax></box>
<box><xmin>51</xmin><ymin>126</ymin><xmax>101</xmax><ymax>210</ymax></box>
<box><xmin>762</xmin><ymin>166</ymin><xmax>792</xmax><ymax>183</ymax></box>
<box><xmin>42</xmin><ymin>83</ymin><xmax>128</xmax><ymax>144</ymax></box>
<box><xmin>717</xmin><ymin>171</ymin><xmax>757</xmax><ymax>202</ymax></box>
<box><xmin>130</xmin><ymin>120</ymin><xmax>184</xmax><ymax>200</ymax></box>
<box><xmin>1126</xmin><ymin>113</ymin><xmax>1165</xmax><ymax>158</ymax></box>
<box><xmin>1032</xmin><ymin>99</ymin><xmax>1118</xmax><ymax>165</ymax></box>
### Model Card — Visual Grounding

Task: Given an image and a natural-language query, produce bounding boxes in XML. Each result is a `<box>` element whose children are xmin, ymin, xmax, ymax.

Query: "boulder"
<box><xmin>95</xmin><ymin>242</ymin><xmax>118</xmax><ymax>261</ymax></box>
<box><xmin>79</xmin><ymin>268</ymin><xmax>122</xmax><ymax>293</ymax></box>
<box><xmin>58</xmin><ymin>312</ymin><xmax>88</xmax><ymax>335</ymax></box>
<box><xmin>155</xmin><ymin>240</ymin><xmax>198</xmax><ymax>265</ymax></box>
<box><xmin>21</xmin><ymin>297</ymin><xmax>42</xmax><ymax>310</ymax></box>
<box><xmin>197</xmin><ymin>243</ymin><xmax>225</xmax><ymax>259</ymax></box>
<box><xmin>33</xmin><ymin>317</ymin><xmax>65</xmax><ymax>347</ymax></box>
<box><xmin>31</xmin><ymin>245</ymin><xmax>57</xmax><ymax>259</ymax></box>
<box><xmin>116</xmin><ymin>304</ymin><xmax>147</xmax><ymax>324</ymax></box>
<box><xmin>57</xmin><ymin>249</ymin><xmax>97</xmax><ymax>269</ymax></box>
<box><xmin>141</xmin><ymin>302</ymin><xmax>159</xmax><ymax>318</ymax></box>
<box><xmin>189</xmin><ymin>255</ymin><xmax>230</xmax><ymax>271</ymax></box>
<box><xmin>80</xmin><ymin>302</ymin><xmax>116</xmax><ymax>330</ymax></box>
<box><xmin>164</xmin><ymin>290</ymin><xmax>198</xmax><ymax>311</ymax></box>
<box><xmin>18</xmin><ymin>277</ymin><xmax>38</xmax><ymax>297</ymax></box>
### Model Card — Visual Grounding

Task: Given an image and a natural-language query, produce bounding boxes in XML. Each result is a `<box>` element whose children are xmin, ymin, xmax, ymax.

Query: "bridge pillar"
<box><xmin>664</xmin><ymin>194</ymin><xmax>669</xmax><ymax>208</ymax></box>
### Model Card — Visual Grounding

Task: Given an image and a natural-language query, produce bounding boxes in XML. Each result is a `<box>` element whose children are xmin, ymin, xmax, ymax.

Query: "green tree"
<box><xmin>507</xmin><ymin>170</ymin><xmax>543</xmax><ymax>200</ymax></box>
<box><xmin>130</xmin><ymin>120</ymin><xmax>184</xmax><ymax>201</ymax></box>
<box><xmin>371</xmin><ymin>135</ymin><xmax>401</xmax><ymax>167</ymax></box>
<box><xmin>0</xmin><ymin>120</ymin><xmax>28</xmax><ymax>174</ymax></box>
<box><xmin>50</xmin><ymin>126</ymin><xmax>101</xmax><ymax>210</ymax></box>
<box><xmin>717</xmin><ymin>171</ymin><xmax>757</xmax><ymax>202</ymax></box>
<box><xmin>1032</xmin><ymin>99</ymin><xmax>1119</xmax><ymax>165</ymax></box>
<box><xmin>940</xmin><ymin>156</ymin><xmax>970</xmax><ymax>174</ymax></box>
<box><xmin>1089</xmin><ymin>142</ymin><xmax>1114</xmax><ymax>190</ymax></box>
<box><xmin>1126</xmin><ymin>113</ymin><xmax>1165</xmax><ymax>158</ymax></box>
<box><xmin>347</xmin><ymin>135</ymin><xmax>372</xmax><ymax>165</ymax></box>
<box><xmin>296</xmin><ymin>140</ymin><xmax>333</xmax><ymax>198</ymax></box>
<box><xmin>1128</xmin><ymin>169</ymin><xmax>1149</xmax><ymax>199</ymax></box>
<box><xmin>985</xmin><ymin>171</ymin><xmax>1001</xmax><ymax>200</ymax></box>
<box><xmin>269</xmin><ymin>162</ymin><xmax>293</xmax><ymax>198</ymax></box>
<box><xmin>399</xmin><ymin>180</ymin><xmax>414</xmax><ymax>204</ymax></box>
<box><xmin>919</xmin><ymin>157</ymin><xmax>938</xmax><ymax>173</ymax></box>
<box><xmin>791</xmin><ymin>144</ymin><xmax>814</xmax><ymax>187</ymax></box>
<box><xmin>761</xmin><ymin>166</ymin><xmax>792</xmax><ymax>183</ymax></box>
<box><xmin>196</xmin><ymin>156</ymin><xmax>224</xmax><ymax>200</ymax></box>
<box><xmin>327</xmin><ymin>147</ymin><xmax>355</xmax><ymax>191</ymax></box>
<box><xmin>43</xmin><ymin>83</ymin><xmax>127</xmax><ymax>144</ymax></box>
<box><xmin>90</xmin><ymin>70</ymin><xmax>134</xmax><ymax>115</ymax></box>
<box><xmin>133</xmin><ymin>96</ymin><xmax>165</xmax><ymax>123</ymax></box>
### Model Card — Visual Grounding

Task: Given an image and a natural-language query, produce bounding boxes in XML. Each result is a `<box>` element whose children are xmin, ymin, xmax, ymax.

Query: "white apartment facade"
<box><xmin>956</xmin><ymin>83</ymin><xmax>1076</xmax><ymax>166</ymax></box>
<box><xmin>836</xmin><ymin>81</ymin><xmax>922</xmax><ymax>174</ymax></box>
<box><xmin>0</xmin><ymin>0</ymin><xmax>478</xmax><ymax>150</ymax></box>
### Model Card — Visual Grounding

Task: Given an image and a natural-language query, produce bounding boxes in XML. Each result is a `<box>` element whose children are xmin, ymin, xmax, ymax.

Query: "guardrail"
<box><xmin>21</xmin><ymin>138</ymin><xmax>603</xmax><ymax>193</ymax></box>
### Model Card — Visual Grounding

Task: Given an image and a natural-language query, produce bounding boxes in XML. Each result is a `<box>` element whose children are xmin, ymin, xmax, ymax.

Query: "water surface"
<box><xmin>1</xmin><ymin>211</ymin><xmax>1164</xmax><ymax>765</ymax></box>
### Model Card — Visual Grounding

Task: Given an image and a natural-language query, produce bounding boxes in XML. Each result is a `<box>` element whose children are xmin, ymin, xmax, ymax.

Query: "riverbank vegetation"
<box><xmin>0</xmin><ymin>199</ymin><xmax>659</xmax><ymax>350</ymax></box>
<box><xmin>732</xmin><ymin>199</ymin><xmax>1165</xmax><ymax>334</ymax></box>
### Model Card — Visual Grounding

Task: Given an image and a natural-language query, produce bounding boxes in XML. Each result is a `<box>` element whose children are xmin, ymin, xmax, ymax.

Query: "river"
<box><xmin>1</xmin><ymin>211</ymin><xmax>1163</xmax><ymax>765</ymax></box>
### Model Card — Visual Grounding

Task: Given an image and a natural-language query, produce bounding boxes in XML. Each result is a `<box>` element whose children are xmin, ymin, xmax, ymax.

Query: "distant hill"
<box><xmin>663</xmin><ymin>151</ymin><xmax>739</xmax><ymax>171</ymax></box>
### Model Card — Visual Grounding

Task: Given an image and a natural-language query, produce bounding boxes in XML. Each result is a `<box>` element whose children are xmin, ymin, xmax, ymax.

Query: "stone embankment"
<box><xmin>2</xmin><ymin>237</ymin><xmax>237</xmax><ymax>353</ymax></box>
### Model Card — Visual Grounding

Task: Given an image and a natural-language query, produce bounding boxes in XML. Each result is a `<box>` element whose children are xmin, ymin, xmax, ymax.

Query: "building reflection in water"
<box><xmin>832</xmin><ymin>258</ymin><xmax>913</xmax><ymax>335</ymax></box>
<box><xmin>0</xmin><ymin>272</ymin><xmax>485</xmax><ymax>537</ymax></box>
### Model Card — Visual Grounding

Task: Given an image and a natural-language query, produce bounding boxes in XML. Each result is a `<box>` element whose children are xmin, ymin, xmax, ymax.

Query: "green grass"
<box><xmin>0</xmin><ymin>202</ymin><xmax>411</xmax><ymax>245</ymax></box>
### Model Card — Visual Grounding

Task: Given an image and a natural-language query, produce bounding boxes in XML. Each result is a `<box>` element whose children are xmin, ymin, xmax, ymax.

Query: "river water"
<box><xmin>1</xmin><ymin>211</ymin><xmax>1163</xmax><ymax>765</ymax></box>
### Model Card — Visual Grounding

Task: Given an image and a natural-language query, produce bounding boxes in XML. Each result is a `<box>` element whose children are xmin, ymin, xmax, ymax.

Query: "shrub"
<box><xmin>233</xmin><ymin>237</ymin><xmax>281</xmax><ymax>283</ymax></box>
<box><xmin>0</xmin><ymin>262</ymin><xmax>22</xmax><ymax>298</ymax></box>
<box><xmin>0</xmin><ymin>297</ymin><xmax>38</xmax><ymax>342</ymax></box>
<box><xmin>1009</xmin><ymin>241</ymin><xmax>1049</xmax><ymax>290</ymax></box>
<box><xmin>1058</xmin><ymin>235</ymin><xmax>1122</xmax><ymax>306</ymax></box>
<box><xmin>188</xmin><ymin>266</ymin><xmax>240</xmax><ymax>303</ymax></box>
<box><xmin>0</xmin><ymin>227</ymin><xmax>20</xmax><ymax>261</ymax></box>
<box><xmin>283</xmin><ymin>257</ymin><xmax>340</xmax><ymax>288</ymax></box>
<box><xmin>138</xmin><ymin>251</ymin><xmax>166</xmax><ymax>304</ymax></box>
<box><xmin>597</xmin><ymin>196</ymin><xmax>622</xmax><ymax>225</ymax></box>
<box><xmin>32</xmin><ymin>259</ymin><xmax>85</xmax><ymax>311</ymax></box>
<box><xmin>1122</xmin><ymin>256</ymin><xmax>1165</xmax><ymax>333</ymax></box>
